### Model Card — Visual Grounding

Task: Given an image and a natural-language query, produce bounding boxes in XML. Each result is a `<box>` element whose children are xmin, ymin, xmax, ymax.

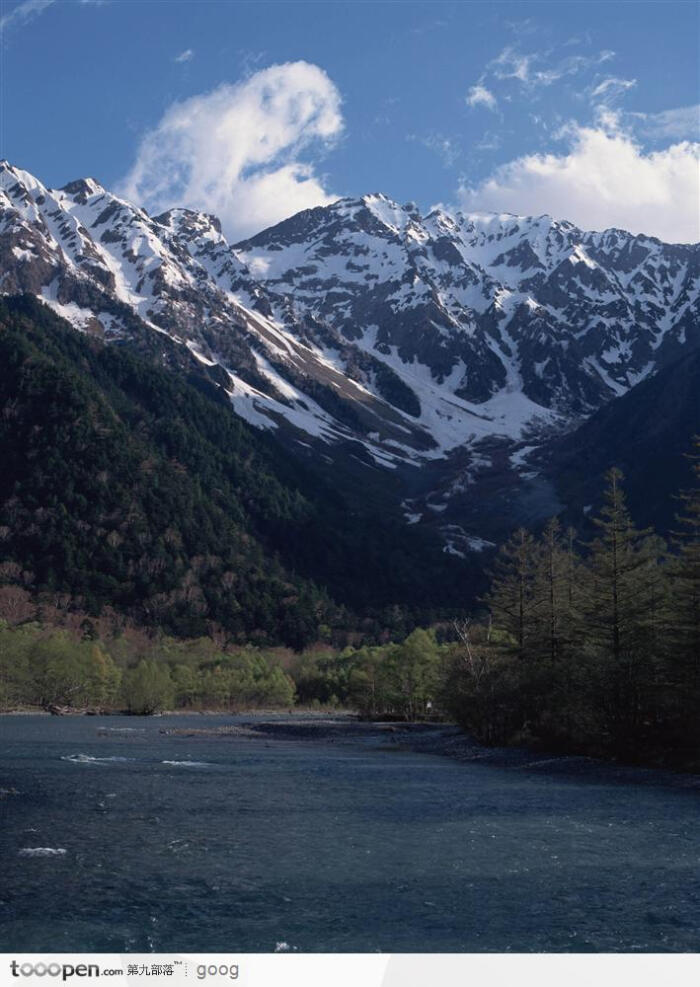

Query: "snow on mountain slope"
<box><xmin>1</xmin><ymin>162</ymin><xmax>698</xmax><ymax>489</ymax></box>
<box><xmin>235</xmin><ymin>194</ymin><xmax>699</xmax><ymax>423</ymax></box>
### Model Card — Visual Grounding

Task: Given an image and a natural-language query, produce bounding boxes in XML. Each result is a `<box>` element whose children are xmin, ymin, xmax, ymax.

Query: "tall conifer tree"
<box><xmin>581</xmin><ymin>468</ymin><xmax>656</xmax><ymax>747</ymax></box>
<box><xmin>484</xmin><ymin>528</ymin><xmax>538</xmax><ymax>659</ymax></box>
<box><xmin>667</xmin><ymin>438</ymin><xmax>700</xmax><ymax>742</ymax></box>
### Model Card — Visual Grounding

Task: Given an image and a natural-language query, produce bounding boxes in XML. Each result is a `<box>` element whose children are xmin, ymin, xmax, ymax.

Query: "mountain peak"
<box><xmin>0</xmin><ymin>160</ymin><xmax>47</xmax><ymax>196</ymax></box>
<box><xmin>60</xmin><ymin>177</ymin><xmax>105</xmax><ymax>199</ymax></box>
<box><xmin>154</xmin><ymin>207</ymin><xmax>224</xmax><ymax>238</ymax></box>
<box><xmin>326</xmin><ymin>192</ymin><xmax>420</xmax><ymax>235</ymax></box>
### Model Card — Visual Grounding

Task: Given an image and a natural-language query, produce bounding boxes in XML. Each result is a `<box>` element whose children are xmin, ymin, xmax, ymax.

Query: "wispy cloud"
<box><xmin>0</xmin><ymin>0</ymin><xmax>54</xmax><ymax>32</ymax></box>
<box><xmin>1</xmin><ymin>0</ymin><xmax>106</xmax><ymax>34</ymax></box>
<box><xmin>533</xmin><ymin>52</ymin><xmax>613</xmax><ymax>87</ymax></box>
<box><xmin>237</xmin><ymin>48</ymin><xmax>267</xmax><ymax>77</ymax></box>
<box><xmin>631</xmin><ymin>104</ymin><xmax>700</xmax><ymax>141</ymax></box>
<box><xmin>466</xmin><ymin>84</ymin><xmax>497</xmax><ymax>111</ymax></box>
<box><xmin>174</xmin><ymin>48</ymin><xmax>194</xmax><ymax>64</ymax></box>
<box><xmin>119</xmin><ymin>61</ymin><xmax>343</xmax><ymax>241</ymax></box>
<box><xmin>563</xmin><ymin>32</ymin><xmax>593</xmax><ymax>48</ymax></box>
<box><xmin>489</xmin><ymin>45</ymin><xmax>615</xmax><ymax>89</ymax></box>
<box><xmin>408</xmin><ymin>133</ymin><xmax>461</xmax><ymax>167</ymax></box>
<box><xmin>455</xmin><ymin>33</ymin><xmax>697</xmax><ymax>243</ymax></box>
<box><xmin>491</xmin><ymin>46</ymin><xmax>535</xmax><ymax>84</ymax></box>
<box><xmin>589</xmin><ymin>76</ymin><xmax>637</xmax><ymax>104</ymax></box>
<box><xmin>474</xmin><ymin>131</ymin><xmax>502</xmax><ymax>152</ymax></box>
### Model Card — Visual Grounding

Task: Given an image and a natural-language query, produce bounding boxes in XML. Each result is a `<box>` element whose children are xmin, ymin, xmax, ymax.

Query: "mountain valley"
<box><xmin>0</xmin><ymin>159</ymin><xmax>698</xmax><ymax>634</ymax></box>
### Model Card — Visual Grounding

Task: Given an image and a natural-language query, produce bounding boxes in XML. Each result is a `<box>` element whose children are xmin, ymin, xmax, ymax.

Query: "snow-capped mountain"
<box><xmin>1</xmin><ymin>160</ymin><xmax>698</xmax><ymax>547</ymax></box>
<box><xmin>236</xmin><ymin>192</ymin><xmax>698</xmax><ymax>415</ymax></box>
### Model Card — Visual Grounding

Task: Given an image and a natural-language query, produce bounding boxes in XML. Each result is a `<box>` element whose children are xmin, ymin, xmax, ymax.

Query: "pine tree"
<box><xmin>524</xmin><ymin>519</ymin><xmax>589</xmax><ymax>742</ymax></box>
<box><xmin>581</xmin><ymin>468</ymin><xmax>657</xmax><ymax>748</ymax></box>
<box><xmin>531</xmin><ymin>518</ymin><xmax>581</xmax><ymax>665</ymax></box>
<box><xmin>482</xmin><ymin>527</ymin><xmax>546</xmax><ymax>737</ymax></box>
<box><xmin>667</xmin><ymin>438</ymin><xmax>700</xmax><ymax>744</ymax></box>
<box><xmin>484</xmin><ymin>528</ymin><xmax>538</xmax><ymax>659</ymax></box>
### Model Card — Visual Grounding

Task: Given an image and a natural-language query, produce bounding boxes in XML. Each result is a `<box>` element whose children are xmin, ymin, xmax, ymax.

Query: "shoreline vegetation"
<box><xmin>1</xmin><ymin>458</ymin><xmax>698</xmax><ymax>773</ymax></box>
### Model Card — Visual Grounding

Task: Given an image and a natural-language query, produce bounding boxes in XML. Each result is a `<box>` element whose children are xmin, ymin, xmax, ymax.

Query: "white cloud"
<box><xmin>589</xmin><ymin>76</ymin><xmax>637</xmax><ymax>104</ymax></box>
<box><xmin>174</xmin><ymin>48</ymin><xmax>194</xmax><ymax>63</ymax></box>
<box><xmin>459</xmin><ymin>122</ymin><xmax>700</xmax><ymax>243</ymax></box>
<box><xmin>119</xmin><ymin>61</ymin><xmax>343</xmax><ymax>241</ymax></box>
<box><xmin>466</xmin><ymin>84</ymin><xmax>497</xmax><ymax>111</ymax></box>
<box><xmin>491</xmin><ymin>46</ymin><xmax>535</xmax><ymax>84</ymax></box>
<box><xmin>475</xmin><ymin>131</ymin><xmax>502</xmax><ymax>152</ymax></box>
<box><xmin>632</xmin><ymin>104</ymin><xmax>700</xmax><ymax>141</ymax></box>
<box><xmin>488</xmin><ymin>45</ymin><xmax>615</xmax><ymax>89</ymax></box>
<box><xmin>0</xmin><ymin>0</ymin><xmax>54</xmax><ymax>32</ymax></box>
<box><xmin>532</xmin><ymin>54</ymin><xmax>594</xmax><ymax>87</ymax></box>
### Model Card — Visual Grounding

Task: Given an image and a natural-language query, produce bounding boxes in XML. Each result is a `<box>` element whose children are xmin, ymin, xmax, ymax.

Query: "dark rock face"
<box><xmin>547</xmin><ymin>348</ymin><xmax>700</xmax><ymax>533</ymax></box>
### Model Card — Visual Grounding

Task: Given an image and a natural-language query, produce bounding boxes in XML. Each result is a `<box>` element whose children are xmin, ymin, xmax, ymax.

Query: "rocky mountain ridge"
<box><xmin>1</xmin><ymin>160</ymin><xmax>698</xmax><ymax>551</ymax></box>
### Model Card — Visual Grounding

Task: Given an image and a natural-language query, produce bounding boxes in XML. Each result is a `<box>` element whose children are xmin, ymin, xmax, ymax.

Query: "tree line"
<box><xmin>0</xmin><ymin>629</ymin><xmax>295</xmax><ymax>715</ymax></box>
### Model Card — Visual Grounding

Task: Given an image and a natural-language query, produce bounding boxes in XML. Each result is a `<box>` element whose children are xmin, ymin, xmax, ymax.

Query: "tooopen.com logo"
<box><xmin>10</xmin><ymin>962</ymin><xmax>122</xmax><ymax>980</ymax></box>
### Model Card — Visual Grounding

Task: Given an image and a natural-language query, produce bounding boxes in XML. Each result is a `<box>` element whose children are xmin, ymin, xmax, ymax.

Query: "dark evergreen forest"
<box><xmin>0</xmin><ymin>295</ymin><xmax>470</xmax><ymax>646</ymax></box>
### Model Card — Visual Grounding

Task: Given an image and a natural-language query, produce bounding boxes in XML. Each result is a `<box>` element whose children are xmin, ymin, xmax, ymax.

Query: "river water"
<box><xmin>1</xmin><ymin>714</ymin><xmax>698</xmax><ymax>952</ymax></box>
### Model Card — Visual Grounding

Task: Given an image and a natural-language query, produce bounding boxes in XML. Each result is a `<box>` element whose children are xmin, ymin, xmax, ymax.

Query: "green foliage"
<box><xmin>384</xmin><ymin>628</ymin><xmax>440</xmax><ymax>720</ymax></box>
<box><xmin>190</xmin><ymin>650</ymin><xmax>296</xmax><ymax>710</ymax></box>
<box><xmin>0</xmin><ymin>625</ymin><xmax>292</xmax><ymax>714</ymax></box>
<box><xmin>291</xmin><ymin>651</ymin><xmax>353</xmax><ymax>708</ymax></box>
<box><xmin>122</xmin><ymin>660</ymin><xmax>174</xmax><ymax>715</ymax></box>
<box><xmin>0</xmin><ymin>622</ymin><xmax>34</xmax><ymax>708</ymax></box>
<box><xmin>289</xmin><ymin>631</ymin><xmax>445</xmax><ymax>721</ymax></box>
<box><xmin>292</xmin><ymin>629</ymin><xmax>444</xmax><ymax>720</ymax></box>
<box><xmin>0</xmin><ymin>625</ymin><xmax>120</xmax><ymax>709</ymax></box>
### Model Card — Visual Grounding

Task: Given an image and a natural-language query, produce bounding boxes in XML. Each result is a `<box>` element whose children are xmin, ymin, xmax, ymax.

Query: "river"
<box><xmin>1</xmin><ymin>713</ymin><xmax>698</xmax><ymax>952</ymax></box>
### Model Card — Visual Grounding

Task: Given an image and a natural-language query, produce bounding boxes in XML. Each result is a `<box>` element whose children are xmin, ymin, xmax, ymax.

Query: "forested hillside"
<box><xmin>0</xmin><ymin>295</ymin><xmax>470</xmax><ymax>646</ymax></box>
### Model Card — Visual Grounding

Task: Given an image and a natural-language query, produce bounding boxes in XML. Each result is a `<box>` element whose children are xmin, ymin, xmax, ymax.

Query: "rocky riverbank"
<box><xmin>158</xmin><ymin>714</ymin><xmax>700</xmax><ymax>785</ymax></box>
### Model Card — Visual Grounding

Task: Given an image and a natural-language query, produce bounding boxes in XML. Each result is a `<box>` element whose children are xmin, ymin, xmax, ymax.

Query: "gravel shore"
<box><xmin>160</xmin><ymin>713</ymin><xmax>700</xmax><ymax>788</ymax></box>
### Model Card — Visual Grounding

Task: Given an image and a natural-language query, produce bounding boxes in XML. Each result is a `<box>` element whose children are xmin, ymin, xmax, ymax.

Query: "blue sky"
<box><xmin>1</xmin><ymin>0</ymin><xmax>698</xmax><ymax>241</ymax></box>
